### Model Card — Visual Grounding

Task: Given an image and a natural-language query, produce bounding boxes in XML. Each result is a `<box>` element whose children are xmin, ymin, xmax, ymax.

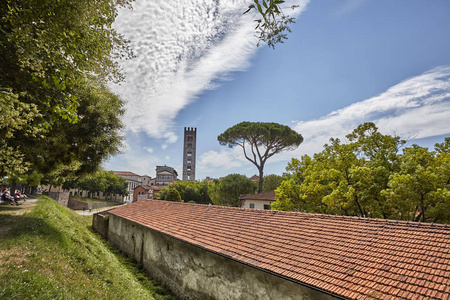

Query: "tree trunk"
<box><xmin>258</xmin><ymin>168</ymin><xmax>264</xmax><ymax>193</ymax></box>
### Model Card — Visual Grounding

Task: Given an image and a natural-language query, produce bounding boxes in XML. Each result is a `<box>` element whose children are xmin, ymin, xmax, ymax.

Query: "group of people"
<box><xmin>1</xmin><ymin>187</ymin><xmax>27</xmax><ymax>206</ymax></box>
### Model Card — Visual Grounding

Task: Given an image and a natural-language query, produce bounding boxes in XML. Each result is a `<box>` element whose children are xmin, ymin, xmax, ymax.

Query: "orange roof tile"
<box><xmin>113</xmin><ymin>171</ymin><xmax>139</xmax><ymax>176</ymax></box>
<box><xmin>108</xmin><ymin>200</ymin><xmax>450</xmax><ymax>300</ymax></box>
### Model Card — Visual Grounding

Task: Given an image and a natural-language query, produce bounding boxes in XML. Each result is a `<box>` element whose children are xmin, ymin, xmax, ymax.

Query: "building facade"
<box><xmin>240</xmin><ymin>190</ymin><xmax>276</xmax><ymax>209</ymax></box>
<box><xmin>182</xmin><ymin>127</ymin><xmax>196</xmax><ymax>181</ymax></box>
<box><xmin>155</xmin><ymin>166</ymin><xmax>178</xmax><ymax>186</ymax></box>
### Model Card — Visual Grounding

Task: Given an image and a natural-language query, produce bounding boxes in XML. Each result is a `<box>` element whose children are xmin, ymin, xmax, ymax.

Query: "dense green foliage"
<box><xmin>0</xmin><ymin>0</ymin><xmax>132</xmax><ymax>186</ymax></box>
<box><xmin>0</xmin><ymin>196</ymin><xmax>174</xmax><ymax>299</ymax></box>
<box><xmin>165</xmin><ymin>188</ymin><xmax>182</xmax><ymax>202</ymax></box>
<box><xmin>62</xmin><ymin>170</ymin><xmax>129</xmax><ymax>197</ymax></box>
<box><xmin>160</xmin><ymin>181</ymin><xmax>211</xmax><ymax>204</ymax></box>
<box><xmin>262</xmin><ymin>174</ymin><xmax>285</xmax><ymax>192</ymax></box>
<box><xmin>208</xmin><ymin>174</ymin><xmax>257</xmax><ymax>207</ymax></box>
<box><xmin>218</xmin><ymin>121</ymin><xmax>303</xmax><ymax>193</ymax></box>
<box><xmin>272</xmin><ymin>123</ymin><xmax>450</xmax><ymax>223</ymax></box>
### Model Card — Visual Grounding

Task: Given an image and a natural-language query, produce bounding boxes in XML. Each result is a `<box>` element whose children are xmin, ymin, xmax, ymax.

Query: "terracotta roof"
<box><xmin>250</xmin><ymin>175</ymin><xmax>260</xmax><ymax>181</ymax></box>
<box><xmin>109</xmin><ymin>200</ymin><xmax>450</xmax><ymax>299</ymax></box>
<box><xmin>113</xmin><ymin>171</ymin><xmax>139</xmax><ymax>176</ymax></box>
<box><xmin>240</xmin><ymin>190</ymin><xmax>276</xmax><ymax>201</ymax></box>
<box><xmin>134</xmin><ymin>185</ymin><xmax>152</xmax><ymax>191</ymax></box>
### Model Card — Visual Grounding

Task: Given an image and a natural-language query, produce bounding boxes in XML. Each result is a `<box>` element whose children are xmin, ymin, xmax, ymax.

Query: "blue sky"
<box><xmin>104</xmin><ymin>0</ymin><xmax>450</xmax><ymax>180</ymax></box>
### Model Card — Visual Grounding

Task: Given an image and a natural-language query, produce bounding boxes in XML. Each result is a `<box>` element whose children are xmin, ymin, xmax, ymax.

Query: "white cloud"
<box><xmin>291</xmin><ymin>66</ymin><xmax>450</xmax><ymax>157</ymax></box>
<box><xmin>199</xmin><ymin>66</ymin><xmax>450</xmax><ymax>174</ymax></box>
<box><xmin>198</xmin><ymin>147</ymin><xmax>247</xmax><ymax>171</ymax></box>
<box><xmin>144</xmin><ymin>147</ymin><xmax>154</xmax><ymax>154</ymax></box>
<box><xmin>110</xmin><ymin>0</ymin><xmax>309</xmax><ymax>145</ymax></box>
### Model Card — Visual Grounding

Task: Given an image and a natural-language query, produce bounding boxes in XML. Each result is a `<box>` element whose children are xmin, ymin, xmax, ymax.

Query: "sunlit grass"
<box><xmin>0</xmin><ymin>196</ymin><xmax>174</xmax><ymax>299</ymax></box>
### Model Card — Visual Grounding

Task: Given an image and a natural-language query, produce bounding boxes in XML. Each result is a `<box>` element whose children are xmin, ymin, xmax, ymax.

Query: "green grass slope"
<box><xmin>0</xmin><ymin>196</ymin><xmax>174</xmax><ymax>300</ymax></box>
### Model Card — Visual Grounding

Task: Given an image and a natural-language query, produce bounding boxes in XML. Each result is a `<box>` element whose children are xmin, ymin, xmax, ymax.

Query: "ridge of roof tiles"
<box><xmin>113</xmin><ymin>171</ymin><xmax>139</xmax><ymax>176</ymax></box>
<box><xmin>108</xmin><ymin>200</ymin><xmax>450</xmax><ymax>300</ymax></box>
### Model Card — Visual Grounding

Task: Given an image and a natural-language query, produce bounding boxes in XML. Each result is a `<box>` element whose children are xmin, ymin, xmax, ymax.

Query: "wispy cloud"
<box><xmin>332</xmin><ymin>0</ymin><xmax>369</xmax><ymax>17</ymax></box>
<box><xmin>199</xmin><ymin>66</ymin><xmax>450</xmax><ymax>174</ymax></box>
<box><xmin>111</xmin><ymin>0</ymin><xmax>309</xmax><ymax>145</ymax></box>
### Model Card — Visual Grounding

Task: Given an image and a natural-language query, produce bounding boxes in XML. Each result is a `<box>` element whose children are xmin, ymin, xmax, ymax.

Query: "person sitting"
<box><xmin>2</xmin><ymin>191</ymin><xmax>19</xmax><ymax>206</ymax></box>
<box><xmin>15</xmin><ymin>191</ymin><xmax>27</xmax><ymax>202</ymax></box>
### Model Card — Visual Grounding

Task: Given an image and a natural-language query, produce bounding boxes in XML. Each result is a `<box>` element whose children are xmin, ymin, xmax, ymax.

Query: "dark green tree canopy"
<box><xmin>208</xmin><ymin>174</ymin><xmax>256</xmax><ymax>207</ymax></box>
<box><xmin>218</xmin><ymin>121</ymin><xmax>303</xmax><ymax>192</ymax></box>
<box><xmin>1</xmin><ymin>0</ymin><xmax>130</xmax><ymax>186</ymax></box>
<box><xmin>165</xmin><ymin>188</ymin><xmax>182</xmax><ymax>202</ymax></box>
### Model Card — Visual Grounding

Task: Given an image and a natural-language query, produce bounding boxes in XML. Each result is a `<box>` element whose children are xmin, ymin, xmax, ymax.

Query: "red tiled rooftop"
<box><xmin>109</xmin><ymin>200</ymin><xmax>450</xmax><ymax>300</ymax></box>
<box><xmin>113</xmin><ymin>171</ymin><xmax>139</xmax><ymax>176</ymax></box>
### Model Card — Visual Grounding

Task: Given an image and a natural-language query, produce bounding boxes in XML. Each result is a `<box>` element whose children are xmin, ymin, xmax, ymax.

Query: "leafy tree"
<box><xmin>8</xmin><ymin>77</ymin><xmax>125</xmax><ymax>187</ymax></box>
<box><xmin>1</xmin><ymin>0</ymin><xmax>132</xmax><ymax>185</ymax></box>
<box><xmin>218</xmin><ymin>122</ymin><xmax>303</xmax><ymax>193</ymax></box>
<box><xmin>245</xmin><ymin>0</ymin><xmax>300</xmax><ymax>48</ymax></box>
<box><xmin>162</xmin><ymin>180</ymin><xmax>211</xmax><ymax>204</ymax></box>
<box><xmin>1</xmin><ymin>0</ymin><xmax>133</xmax><ymax>124</ymax></box>
<box><xmin>262</xmin><ymin>174</ymin><xmax>284</xmax><ymax>192</ymax></box>
<box><xmin>208</xmin><ymin>174</ymin><xmax>256</xmax><ymax>207</ymax></box>
<box><xmin>0</xmin><ymin>91</ymin><xmax>43</xmax><ymax>179</ymax></box>
<box><xmin>62</xmin><ymin>170</ymin><xmax>128</xmax><ymax>198</ymax></box>
<box><xmin>165</xmin><ymin>188</ymin><xmax>182</xmax><ymax>202</ymax></box>
<box><xmin>382</xmin><ymin>143</ymin><xmax>450</xmax><ymax>222</ymax></box>
<box><xmin>273</xmin><ymin>123</ymin><xmax>450</xmax><ymax>223</ymax></box>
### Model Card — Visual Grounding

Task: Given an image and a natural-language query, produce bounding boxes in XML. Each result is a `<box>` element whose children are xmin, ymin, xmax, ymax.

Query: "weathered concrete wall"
<box><xmin>92</xmin><ymin>212</ymin><xmax>109</xmax><ymax>239</ymax></box>
<box><xmin>108</xmin><ymin>215</ymin><xmax>339</xmax><ymax>300</ymax></box>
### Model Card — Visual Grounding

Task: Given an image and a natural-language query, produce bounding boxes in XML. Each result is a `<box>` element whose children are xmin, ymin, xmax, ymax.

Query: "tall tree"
<box><xmin>161</xmin><ymin>180</ymin><xmax>212</xmax><ymax>204</ymax></box>
<box><xmin>0</xmin><ymin>0</ymin><xmax>132</xmax><ymax>182</ymax></box>
<box><xmin>218</xmin><ymin>122</ymin><xmax>303</xmax><ymax>193</ymax></box>
<box><xmin>262</xmin><ymin>174</ymin><xmax>284</xmax><ymax>192</ymax></box>
<box><xmin>208</xmin><ymin>174</ymin><xmax>256</xmax><ymax>207</ymax></box>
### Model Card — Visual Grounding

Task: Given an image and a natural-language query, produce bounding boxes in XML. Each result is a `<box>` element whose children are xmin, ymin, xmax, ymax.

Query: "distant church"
<box><xmin>182</xmin><ymin>127</ymin><xmax>196</xmax><ymax>181</ymax></box>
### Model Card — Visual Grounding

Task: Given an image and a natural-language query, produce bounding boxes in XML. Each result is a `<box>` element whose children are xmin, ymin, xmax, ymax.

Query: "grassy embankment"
<box><xmin>0</xmin><ymin>196</ymin><xmax>174</xmax><ymax>299</ymax></box>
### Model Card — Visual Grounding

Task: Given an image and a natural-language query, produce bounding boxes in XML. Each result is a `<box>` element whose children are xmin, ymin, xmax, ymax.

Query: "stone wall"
<box><xmin>107</xmin><ymin>215</ymin><xmax>339</xmax><ymax>300</ymax></box>
<box><xmin>68</xmin><ymin>198</ymin><xmax>121</xmax><ymax>210</ymax></box>
<box><xmin>46</xmin><ymin>191</ymin><xmax>69</xmax><ymax>207</ymax></box>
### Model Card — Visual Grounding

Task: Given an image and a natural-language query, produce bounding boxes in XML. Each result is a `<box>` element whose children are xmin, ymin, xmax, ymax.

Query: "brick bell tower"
<box><xmin>182</xmin><ymin>127</ymin><xmax>196</xmax><ymax>181</ymax></box>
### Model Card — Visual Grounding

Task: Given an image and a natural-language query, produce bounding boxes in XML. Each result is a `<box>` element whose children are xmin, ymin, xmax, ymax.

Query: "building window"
<box><xmin>187</xmin><ymin>152</ymin><xmax>192</xmax><ymax>157</ymax></box>
<box><xmin>263</xmin><ymin>204</ymin><xmax>271</xmax><ymax>210</ymax></box>
<box><xmin>187</xmin><ymin>166</ymin><xmax>191</xmax><ymax>170</ymax></box>
<box><xmin>187</xmin><ymin>143</ymin><xmax>192</xmax><ymax>148</ymax></box>
<box><xmin>187</xmin><ymin>159</ymin><xmax>192</xmax><ymax>164</ymax></box>
<box><xmin>187</xmin><ymin>136</ymin><xmax>193</xmax><ymax>141</ymax></box>
<box><xmin>249</xmin><ymin>203</ymin><xmax>255</xmax><ymax>209</ymax></box>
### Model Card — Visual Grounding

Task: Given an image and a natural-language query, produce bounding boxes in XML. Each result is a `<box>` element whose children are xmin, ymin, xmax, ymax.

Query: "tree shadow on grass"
<box><xmin>0</xmin><ymin>205</ymin><xmax>22</xmax><ymax>212</ymax></box>
<box><xmin>0</xmin><ymin>214</ymin><xmax>66</xmax><ymax>248</ymax></box>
